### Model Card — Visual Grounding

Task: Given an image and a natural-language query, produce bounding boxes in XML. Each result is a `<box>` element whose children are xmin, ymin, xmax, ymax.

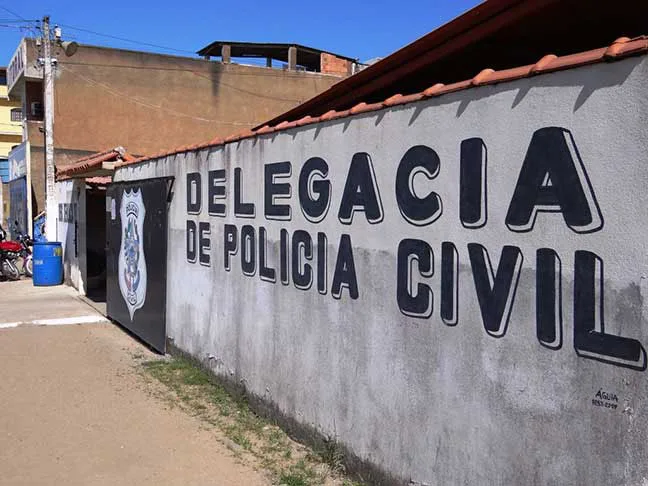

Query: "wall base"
<box><xmin>166</xmin><ymin>339</ymin><xmax>406</xmax><ymax>486</ymax></box>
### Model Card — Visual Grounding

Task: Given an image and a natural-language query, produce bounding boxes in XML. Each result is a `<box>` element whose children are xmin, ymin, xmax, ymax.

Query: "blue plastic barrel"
<box><xmin>33</xmin><ymin>242</ymin><xmax>63</xmax><ymax>286</ymax></box>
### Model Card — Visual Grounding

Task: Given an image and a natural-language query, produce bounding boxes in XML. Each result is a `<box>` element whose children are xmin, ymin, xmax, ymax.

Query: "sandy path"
<box><xmin>0</xmin><ymin>322</ymin><xmax>269</xmax><ymax>486</ymax></box>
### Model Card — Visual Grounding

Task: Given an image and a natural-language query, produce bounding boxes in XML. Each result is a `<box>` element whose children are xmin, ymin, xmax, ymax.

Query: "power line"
<box><xmin>0</xmin><ymin>18</ymin><xmax>39</xmax><ymax>23</ymax></box>
<box><xmin>57</xmin><ymin>23</ymin><xmax>196</xmax><ymax>55</ymax></box>
<box><xmin>0</xmin><ymin>24</ymin><xmax>30</xmax><ymax>30</ymax></box>
<box><xmin>0</xmin><ymin>5</ymin><xmax>28</xmax><ymax>21</ymax></box>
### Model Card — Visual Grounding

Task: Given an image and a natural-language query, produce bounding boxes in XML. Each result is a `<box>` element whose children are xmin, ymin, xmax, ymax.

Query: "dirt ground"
<box><xmin>0</xmin><ymin>322</ymin><xmax>270</xmax><ymax>486</ymax></box>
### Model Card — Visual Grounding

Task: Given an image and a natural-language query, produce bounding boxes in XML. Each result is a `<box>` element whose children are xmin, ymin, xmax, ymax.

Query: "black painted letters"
<box><xmin>395</xmin><ymin>145</ymin><xmax>442</xmax><ymax>226</ymax></box>
<box><xmin>506</xmin><ymin>127</ymin><xmax>603</xmax><ymax>233</ymax></box>
<box><xmin>338</xmin><ymin>153</ymin><xmax>383</xmax><ymax>224</ymax></box>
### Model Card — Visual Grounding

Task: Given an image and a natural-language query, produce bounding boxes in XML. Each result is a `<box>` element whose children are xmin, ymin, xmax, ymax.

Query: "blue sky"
<box><xmin>0</xmin><ymin>1</ymin><xmax>480</xmax><ymax>65</ymax></box>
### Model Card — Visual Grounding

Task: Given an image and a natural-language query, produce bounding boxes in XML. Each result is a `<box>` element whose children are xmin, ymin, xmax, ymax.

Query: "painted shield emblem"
<box><xmin>118</xmin><ymin>188</ymin><xmax>147</xmax><ymax>320</ymax></box>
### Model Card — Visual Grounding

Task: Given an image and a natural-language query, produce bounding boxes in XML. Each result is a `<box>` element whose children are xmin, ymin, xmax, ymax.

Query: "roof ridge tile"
<box><xmin>472</xmin><ymin>68</ymin><xmax>495</xmax><ymax>86</ymax></box>
<box><xmin>422</xmin><ymin>83</ymin><xmax>446</xmax><ymax>97</ymax></box>
<box><xmin>531</xmin><ymin>54</ymin><xmax>557</xmax><ymax>74</ymax></box>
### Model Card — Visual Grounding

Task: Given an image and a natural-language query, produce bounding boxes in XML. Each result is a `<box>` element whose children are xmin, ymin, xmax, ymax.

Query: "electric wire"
<box><xmin>56</xmin><ymin>23</ymin><xmax>196</xmax><ymax>55</ymax></box>
<box><xmin>0</xmin><ymin>5</ymin><xmax>28</xmax><ymax>21</ymax></box>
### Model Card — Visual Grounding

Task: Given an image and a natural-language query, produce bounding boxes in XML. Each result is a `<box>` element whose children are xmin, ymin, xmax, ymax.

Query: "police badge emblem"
<box><xmin>118</xmin><ymin>188</ymin><xmax>147</xmax><ymax>320</ymax></box>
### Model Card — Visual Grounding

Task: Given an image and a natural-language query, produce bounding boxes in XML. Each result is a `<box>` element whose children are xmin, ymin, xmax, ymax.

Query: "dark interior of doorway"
<box><xmin>86</xmin><ymin>187</ymin><xmax>106</xmax><ymax>303</ymax></box>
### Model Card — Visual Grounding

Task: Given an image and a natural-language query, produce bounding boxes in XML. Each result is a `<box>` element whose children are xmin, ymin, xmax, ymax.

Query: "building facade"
<box><xmin>108</xmin><ymin>39</ymin><xmax>648</xmax><ymax>484</ymax></box>
<box><xmin>0</xmin><ymin>67</ymin><xmax>25</xmax><ymax>228</ymax></box>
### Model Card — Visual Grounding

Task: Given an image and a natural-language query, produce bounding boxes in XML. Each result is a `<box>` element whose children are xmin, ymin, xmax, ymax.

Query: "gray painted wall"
<box><xmin>57</xmin><ymin>179</ymin><xmax>86</xmax><ymax>293</ymax></box>
<box><xmin>115</xmin><ymin>55</ymin><xmax>648</xmax><ymax>485</ymax></box>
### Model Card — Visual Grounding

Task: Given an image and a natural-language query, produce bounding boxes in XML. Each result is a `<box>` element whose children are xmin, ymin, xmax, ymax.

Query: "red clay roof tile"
<box><xmin>531</xmin><ymin>54</ymin><xmax>557</xmax><ymax>74</ymax></box>
<box><xmin>472</xmin><ymin>68</ymin><xmax>495</xmax><ymax>86</ymax></box>
<box><xmin>384</xmin><ymin>94</ymin><xmax>404</xmax><ymax>106</ymax></box>
<box><xmin>422</xmin><ymin>83</ymin><xmax>446</xmax><ymax>97</ymax></box>
<box><xmin>486</xmin><ymin>64</ymin><xmax>533</xmax><ymax>83</ymax></box>
<box><xmin>296</xmin><ymin>116</ymin><xmax>316</xmax><ymax>126</ymax></box>
<box><xmin>319</xmin><ymin>110</ymin><xmax>339</xmax><ymax>121</ymax></box>
<box><xmin>255</xmin><ymin>125</ymin><xmax>275</xmax><ymax>135</ymax></box>
<box><xmin>350</xmin><ymin>101</ymin><xmax>384</xmax><ymax>114</ymax></box>
<box><xmin>115</xmin><ymin>36</ymin><xmax>648</xmax><ymax>170</ymax></box>
<box><xmin>56</xmin><ymin>146</ymin><xmax>133</xmax><ymax>179</ymax></box>
<box><xmin>398</xmin><ymin>93</ymin><xmax>425</xmax><ymax>104</ymax></box>
<box><xmin>86</xmin><ymin>176</ymin><xmax>112</xmax><ymax>185</ymax></box>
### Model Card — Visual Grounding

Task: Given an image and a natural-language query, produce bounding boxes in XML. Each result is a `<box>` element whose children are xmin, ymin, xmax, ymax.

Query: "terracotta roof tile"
<box><xmin>209</xmin><ymin>136</ymin><xmax>225</xmax><ymax>145</ymax></box>
<box><xmin>437</xmin><ymin>79</ymin><xmax>472</xmax><ymax>95</ymax></box>
<box><xmin>57</xmin><ymin>146</ymin><xmax>133</xmax><ymax>179</ymax></box>
<box><xmin>296</xmin><ymin>116</ymin><xmax>316</xmax><ymax>127</ymax></box>
<box><xmin>350</xmin><ymin>101</ymin><xmax>384</xmax><ymax>114</ymax></box>
<box><xmin>275</xmin><ymin>121</ymin><xmax>292</xmax><ymax>129</ymax></box>
<box><xmin>422</xmin><ymin>83</ymin><xmax>446</xmax><ymax>97</ymax></box>
<box><xmin>605</xmin><ymin>37</ymin><xmax>633</xmax><ymax>58</ymax></box>
<box><xmin>399</xmin><ymin>93</ymin><xmax>425</xmax><ymax>104</ymax></box>
<box><xmin>530</xmin><ymin>54</ymin><xmax>557</xmax><ymax>74</ymax></box>
<box><xmin>472</xmin><ymin>68</ymin><xmax>495</xmax><ymax>86</ymax></box>
<box><xmin>86</xmin><ymin>176</ymin><xmax>112</xmax><ymax>185</ymax></box>
<box><xmin>486</xmin><ymin>64</ymin><xmax>534</xmax><ymax>83</ymax></box>
<box><xmin>255</xmin><ymin>125</ymin><xmax>275</xmax><ymax>135</ymax></box>
<box><xmin>116</xmin><ymin>36</ymin><xmax>648</xmax><ymax>170</ymax></box>
<box><xmin>383</xmin><ymin>94</ymin><xmax>404</xmax><ymax>106</ymax></box>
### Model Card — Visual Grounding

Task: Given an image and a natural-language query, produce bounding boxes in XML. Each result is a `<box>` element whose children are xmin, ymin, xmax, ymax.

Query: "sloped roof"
<box><xmin>57</xmin><ymin>147</ymin><xmax>135</xmax><ymax>179</ymax></box>
<box><xmin>116</xmin><ymin>36</ymin><xmax>648</xmax><ymax>169</ymax></box>
<box><xmin>197</xmin><ymin>41</ymin><xmax>357</xmax><ymax>65</ymax></box>
<box><xmin>256</xmin><ymin>0</ymin><xmax>648</xmax><ymax>129</ymax></box>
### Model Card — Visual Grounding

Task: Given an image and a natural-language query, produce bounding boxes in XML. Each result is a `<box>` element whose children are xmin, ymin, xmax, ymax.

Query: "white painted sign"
<box><xmin>8</xmin><ymin>142</ymin><xmax>27</xmax><ymax>181</ymax></box>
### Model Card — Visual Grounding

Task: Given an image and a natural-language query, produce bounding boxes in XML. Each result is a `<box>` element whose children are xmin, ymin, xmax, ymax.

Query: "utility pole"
<box><xmin>42</xmin><ymin>15</ymin><xmax>57</xmax><ymax>242</ymax></box>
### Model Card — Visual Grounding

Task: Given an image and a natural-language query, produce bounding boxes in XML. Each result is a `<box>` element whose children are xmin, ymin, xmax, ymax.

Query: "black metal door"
<box><xmin>106</xmin><ymin>177</ymin><xmax>172</xmax><ymax>353</ymax></box>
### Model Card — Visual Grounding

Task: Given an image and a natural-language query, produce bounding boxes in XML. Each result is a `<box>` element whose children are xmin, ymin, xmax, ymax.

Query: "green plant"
<box><xmin>141</xmin><ymin>357</ymin><xmax>362</xmax><ymax>486</ymax></box>
<box><xmin>318</xmin><ymin>437</ymin><xmax>345</xmax><ymax>473</ymax></box>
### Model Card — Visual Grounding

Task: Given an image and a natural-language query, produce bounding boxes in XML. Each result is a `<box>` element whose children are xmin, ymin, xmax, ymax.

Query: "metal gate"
<box><xmin>9</xmin><ymin>176</ymin><xmax>27</xmax><ymax>238</ymax></box>
<box><xmin>106</xmin><ymin>177</ymin><xmax>172</xmax><ymax>353</ymax></box>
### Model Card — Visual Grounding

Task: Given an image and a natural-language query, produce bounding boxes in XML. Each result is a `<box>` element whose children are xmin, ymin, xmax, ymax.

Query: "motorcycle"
<box><xmin>0</xmin><ymin>224</ymin><xmax>22</xmax><ymax>281</ymax></box>
<box><xmin>11</xmin><ymin>221</ymin><xmax>33</xmax><ymax>277</ymax></box>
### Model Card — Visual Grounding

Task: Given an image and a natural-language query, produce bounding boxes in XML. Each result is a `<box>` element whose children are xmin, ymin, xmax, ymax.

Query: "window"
<box><xmin>30</xmin><ymin>102</ymin><xmax>43</xmax><ymax>119</ymax></box>
<box><xmin>10</xmin><ymin>108</ymin><xmax>22</xmax><ymax>122</ymax></box>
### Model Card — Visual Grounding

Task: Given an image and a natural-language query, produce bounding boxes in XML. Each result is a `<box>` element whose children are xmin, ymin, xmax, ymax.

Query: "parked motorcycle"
<box><xmin>0</xmin><ymin>224</ymin><xmax>22</xmax><ymax>281</ymax></box>
<box><xmin>12</xmin><ymin>221</ymin><xmax>33</xmax><ymax>277</ymax></box>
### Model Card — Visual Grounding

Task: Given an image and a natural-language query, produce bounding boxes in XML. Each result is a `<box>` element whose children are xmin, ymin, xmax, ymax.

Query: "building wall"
<box><xmin>0</xmin><ymin>82</ymin><xmax>26</xmax><ymax>221</ymax></box>
<box><xmin>0</xmin><ymin>83</ymin><xmax>23</xmax><ymax>155</ymax></box>
<box><xmin>115</xmin><ymin>56</ymin><xmax>648</xmax><ymax>485</ymax></box>
<box><xmin>0</xmin><ymin>135</ymin><xmax>21</xmax><ymax>159</ymax></box>
<box><xmin>41</xmin><ymin>45</ymin><xmax>345</xmax><ymax>157</ymax></box>
<box><xmin>30</xmin><ymin>145</ymin><xmax>44</xmax><ymax>218</ymax></box>
<box><xmin>56</xmin><ymin>179</ymin><xmax>86</xmax><ymax>293</ymax></box>
<box><xmin>23</xmin><ymin>81</ymin><xmax>43</xmax><ymax>122</ymax></box>
<box><xmin>28</xmin><ymin>146</ymin><xmax>94</xmax><ymax>219</ymax></box>
<box><xmin>320</xmin><ymin>53</ymin><xmax>351</xmax><ymax>76</ymax></box>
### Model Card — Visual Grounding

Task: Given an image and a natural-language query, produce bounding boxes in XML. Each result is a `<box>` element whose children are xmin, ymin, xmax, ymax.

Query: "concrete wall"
<box><xmin>115</xmin><ymin>56</ymin><xmax>648</xmax><ymax>484</ymax></box>
<box><xmin>56</xmin><ymin>179</ymin><xmax>86</xmax><ymax>294</ymax></box>
<box><xmin>47</xmin><ymin>44</ymin><xmax>345</xmax><ymax>156</ymax></box>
